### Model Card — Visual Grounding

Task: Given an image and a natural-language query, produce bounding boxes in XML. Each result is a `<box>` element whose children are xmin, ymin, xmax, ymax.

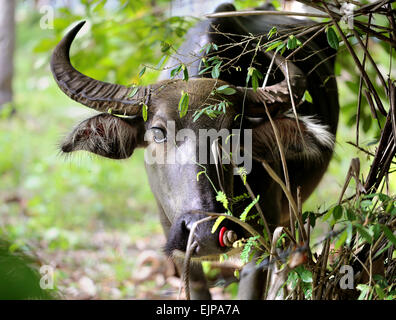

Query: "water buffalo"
<box><xmin>51</xmin><ymin>3</ymin><xmax>339</xmax><ymax>299</ymax></box>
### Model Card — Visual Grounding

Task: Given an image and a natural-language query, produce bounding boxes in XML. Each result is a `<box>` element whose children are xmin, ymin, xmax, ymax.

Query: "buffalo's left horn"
<box><xmin>239</xmin><ymin>51</ymin><xmax>307</xmax><ymax>117</ymax></box>
<box><xmin>50</xmin><ymin>21</ymin><xmax>148</xmax><ymax>116</ymax></box>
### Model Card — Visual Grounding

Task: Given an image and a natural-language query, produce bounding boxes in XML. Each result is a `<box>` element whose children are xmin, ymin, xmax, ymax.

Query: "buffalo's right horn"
<box><xmin>50</xmin><ymin>21</ymin><xmax>149</xmax><ymax>116</ymax></box>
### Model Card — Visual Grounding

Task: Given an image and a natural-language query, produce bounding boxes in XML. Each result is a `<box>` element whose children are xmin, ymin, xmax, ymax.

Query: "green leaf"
<box><xmin>278</xmin><ymin>43</ymin><xmax>287</xmax><ymax>55</ymax></box>
<box><xmin>373</xmin><ymin>241</ymin><xmax>392</xmax><ymax>260</ymax></box>
<box><xmin>381</xmin><ymin>225</ymin><xmax>396</xmax><ymax>246</ymax></box>
<box><xmin>333</xmin><ymin>204</ymin><xmax>343</xmax><ymax>221</ymax></box>
<box><xmin>247</xmin><ymin>67</ymin><xmax>263</xmax><ymax>92</ymax></box>
<box><xmin>211</xmin><ymin>62</ymin><xmax>221</xmax><ymax>79</ymax></box>
<box><xmin>178</xmin><ymin>91</ymin><xmax>189</xmax><ymax>118</ymax></box>
<box><xmin>327</xmin><ymin>27</ymin><xmax>339</xmax><ymax>50</ymax></box>
<box><xmin>322</xmin><ymin>208</ymin><xmax>333</xmax><ymax>221</ymax></box>
<box><xmin>193</xmin><ymin>109</ymin><xmax>205</xmax><ymax>122</ymax></box>
<box><xmin>334</xmin><ymin>228</ymin><xmax>348</xmax><ymax>250</ymax></box>
<box><xmin>175</xmin><ymin>26</ymin><xmax>187</xmax><ymax>37</ymax></box>
<box><xmin>357</xmin><ymin>284</ymin><xmax>370</xmax><ymax>300</ymax></box>
<box><xmin>216</xmin><ymin>85</ymin><xmax>236</xmax><ymax>95</ymax></box>
<box><xmin>182</xmin><ymin>65</ymin><xmax>189</xmax><ymax>81</ymax></box>
<box><xmin>267</xmin><ymin>26</ymin><xmax>277</xmax><ymax>39</ymax></box>
<box><xmin>142</xmin><ymin>103</ymin><xmax>148</xmax><ymax>122</ymax></box>
<box><xmin>237</xmin><ymin>167</ymin><xmax>247</xmax><ymax>185</ymax></box>
<box><xmin>296</xmin><ymin>266</ymin><xmax>313</xmax><ymax>283</ymax></box>
<box><xmin>161</xmin><ymin>41</ymin><xmax>171</xmax><ymax>53</ymax></box>
<box><xmin>372</xmin><ymin>223</ymin><xmax>382</xmax><ymax>241</ymax></box>
<box><xmin>287</xmin><ymin>270</ymin><xmax>299</xmax><ymax>290</ymax></box>
<box><xmin>287</xmin><ymin>35</ymin><xmax>298</xmax><ymax>50</ymax></box>
<box><xmin>360</xmin><ymin>199</ymin><xmax>372</xmax><ymax>210</ymax></box>
<box><xmin>300</xmin><ymin>269</ymin><xmax>313</xmax><ymax>283</ymax></box>
<box><xmin>232</xmin><ymin>193</ymin><xmax>249</xmax><ymax>203</ymax></box>
<box><xmin>240</xmin><ymin>195</ymin><xmax>260</xmax><ymax>221</ymax></box>
<box><xmin>251</xmin><ymin>74</ymin><xmax>259</xmax><ymax>92</ymax></box>
<box><xmin>170</xmin><ymin>65</ymin><xmax>182</xmax><ymax>78</ymax></box>
<box><xmin>304</xmin><ymin>90</ymin><xmax>313</xmax><ymax>103</ymax></box>
<box><xmin>346</xmin><ymin>208</ymin><xmax>356</xmax><ymax>221</ymax></box>
<box><xmin>346</xmin><ymin>222</ymin><xmax>353</xmax><ymax>246</ymax></box>
<box><xmin>247</xmin><ymin>66</ymin><xmax>255</xmax><ymax>77</ymax></box>
<box><xmin>216</xmin><ymin>191</ymin><xmax>228</xmax><ymax>210</ymax></box>
<box><xmin>211</xmin><ymin>216</ymin><xmax>226</xmax><ymax>234</ymax></box>
<box><xmin>139</xmin><ymin>66</ymin><xmax>146</xmax><ymax>78</ymax></box>
<box><xmin>199</xmin><ymin>43</ymin><xmax>211</xmax><ymax>54</ymax></box>
<box><xmin>374</xmin><ymin>285</ymin><xmax>386</xmax><ymax>300</ymax></box>
<box><xmin>302</xmin><ymin>211</ymin><xmax>317</xmax><ymax>228</ymax></box>
<box><xmin>128</xmin><ymin>86</ymin><xmax>139</xmax><ymax>98</ymax></box>
<box><xmin>355</xmin><ymin>224</ymin><xmax>373</xmax><ymax>244</ymax></box>
<box><xmin>198</xmin><ymin>66</ymin><xmax>212</xmax><ymax>75</ymax></box>
<box><xmin>156</xmin><ymin>55</ymin><xmax>167</xmax><ymax>69</ymax></box>
<box><xmin>265</xmin><ymin>40</ymin><xmax>283</xmax><ymax>52</ymax></box>
<box><xmin>240</xmin><ymin>236</ymin><xmax>260</xmax><ymax>263</ymax></box>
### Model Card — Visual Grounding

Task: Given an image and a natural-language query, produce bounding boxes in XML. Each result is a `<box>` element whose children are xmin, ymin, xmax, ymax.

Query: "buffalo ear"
<box><xmin>61</xmin><ymin>113</ymin><xmax>146</xmax><ymax>159</ymax></box>
<box><xmin>248</xmin><ymin>116</ymin><xmax>335</xmax><ymax>162</ymax></box>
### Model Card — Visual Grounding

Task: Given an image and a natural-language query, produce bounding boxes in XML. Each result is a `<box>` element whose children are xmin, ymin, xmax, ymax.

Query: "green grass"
<box><xmin>0</xmin><ymin>11</ymin><xmax>159</xmax><ymax>248</ymax></box>
<box><xmin>0</xmin><ymin>11</ymin><xmax>165</xmax><ymax>299</ymax></box>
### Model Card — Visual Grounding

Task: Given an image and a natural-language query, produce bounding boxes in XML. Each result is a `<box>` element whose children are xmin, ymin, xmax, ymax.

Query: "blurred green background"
<box><xmin>0</xmin><ymin>0</ymin><xmax>394</xmax><ymax>299</ymax></box>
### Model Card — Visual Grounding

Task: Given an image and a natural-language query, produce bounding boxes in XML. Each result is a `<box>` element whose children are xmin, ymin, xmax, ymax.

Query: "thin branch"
<box><xmin>206</xmin><ymin>10</ymin><xmax>330</xmax><ymax>19</ymax></box>
<box><xmin>323</xmin><ymin>2</ymin><xmax>387</xmax><ymax>116</ymax></box>
<box><xmin>351</xmin><ymin>28</ymin><xmax>388</xmax><ymax>95</ymax></box>
<box><xmin>355</xmin><ymin>14</ymin><xmax>371</xmax><ymax>146</ymax></box>
<box><xmin>261</xmin><ymin>160</ymin><xmax>307</xmax><ymax>242</ymax></box>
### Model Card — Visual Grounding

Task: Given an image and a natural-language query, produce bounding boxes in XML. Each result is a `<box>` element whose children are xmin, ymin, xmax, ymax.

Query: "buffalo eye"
<box><xmin>151</xmin><ymin>127</ymin><xmax>167</xmax><ymax>143</ymax></box>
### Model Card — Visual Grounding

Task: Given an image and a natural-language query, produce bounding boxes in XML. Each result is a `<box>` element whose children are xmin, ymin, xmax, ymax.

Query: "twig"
<box><xmin>206</xmin><ymin>10</ymin><xmax>329</xmax><ymax>19</ymax></box>
<box><xmin>218</xmin><ymin>144</ymin><xmax>272</xmax><ymax>246</ymax></box>
<box><xmin>315</xmin><ymin>237</ymin><xmax>331</xmax><ymax>300</ymax></box>
<box><xmin>181</xmin><ymin>241</ymin><xmax>198</xmax><ymax>300</ymax></box>
<box><xmin>178</xmin><ymin>216</ymin><xmax>215</xmax><ymax>300</ymax></box>
<box><xmin>356</xmin><ymin>14</ymin><xmax>372</xmax><ymax>146</ymax></box>
<box><xmin>351</xmin><ymin>27</ymin><xmax>388</xmax><ymax>95</ymax></box>
<box><xmin>262</xmin><ymin>96</ymin><xmax>296</xmax><ymax>239</ymax></box>
<box><xmin>264</xmin><ymin>226</ymin><xmax>285</xmax><ymax>299</ymax></box>
<box><xmin>323</xmin><ymin>2</ymin><xmax>387</xmax><ymax>117</ymax></box>
<box><xmin>261</xmin><ymin>160</ymin><xmax>307</xmax><ymax>242</ymax></box>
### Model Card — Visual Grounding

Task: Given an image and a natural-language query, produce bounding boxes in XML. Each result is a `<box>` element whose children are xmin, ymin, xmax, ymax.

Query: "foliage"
<box><xmin>0</xmin><ymin>239</ymin><xmax>56</xmax><ymax>299</ymax></box>
<box><xmin>33</xmin><ymin>0</ymin><xmax>195</xmax><ymax>86</ymax></box>
<box><xmin>173</xmin><ymin>0</ymin><xmax>396</xmax><ymax>300</ymax></box>
<box><xmin>206</xmin><ymin>0</ymin><xmax>395</xmax><ymax>300</ymax></box>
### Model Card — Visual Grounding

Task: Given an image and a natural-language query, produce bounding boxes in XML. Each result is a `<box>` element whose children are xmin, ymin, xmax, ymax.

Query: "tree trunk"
<box><xmin>0</xmin><ymin>0</ymin><xmax>16</xmax><ymax>107</ymax></box>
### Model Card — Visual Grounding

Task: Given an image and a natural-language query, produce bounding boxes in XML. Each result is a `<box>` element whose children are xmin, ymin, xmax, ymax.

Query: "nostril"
<box><xmin>180</xmin><ymin>219</ymin><xmax>191</xmax><ymax>235</ymax></box>
<box><xmin>181</xmin><ymin>218</ymin><xmax>196</xmax><ymax>232</ymax></box>
<box><xmin>194</xmin><ymin>244</ymin><xmax>201</xmax><ymax>255</ymax></box>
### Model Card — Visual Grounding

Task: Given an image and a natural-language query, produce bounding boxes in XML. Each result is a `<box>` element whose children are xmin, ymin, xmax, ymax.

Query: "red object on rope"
<box><xmin>219</xmin><ymin>226</ymin><xmax>227</xmax><ymax>247</ymax></box>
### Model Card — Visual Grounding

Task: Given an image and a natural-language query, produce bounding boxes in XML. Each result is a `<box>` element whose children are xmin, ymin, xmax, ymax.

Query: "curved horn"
<box><xmin>50</xmin><ymin>21</ymin><xmax>148</xmax><ymax>116</ymax></box>
<box><xmin>238</xmin><ymin>51</ymin><xmax>306</xmax><ymax>117</ymax></box>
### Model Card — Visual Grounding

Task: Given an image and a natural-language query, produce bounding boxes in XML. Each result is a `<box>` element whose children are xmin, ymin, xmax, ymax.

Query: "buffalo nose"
<box><xmin>164</xmin><ymin>212</ymin><xmax>240</xmax><ymax>258</ymax></box>
<box><xmin>181</xmin><ymin>214</ymin><xmax>238</xmax><ymax>252</ymax></box>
